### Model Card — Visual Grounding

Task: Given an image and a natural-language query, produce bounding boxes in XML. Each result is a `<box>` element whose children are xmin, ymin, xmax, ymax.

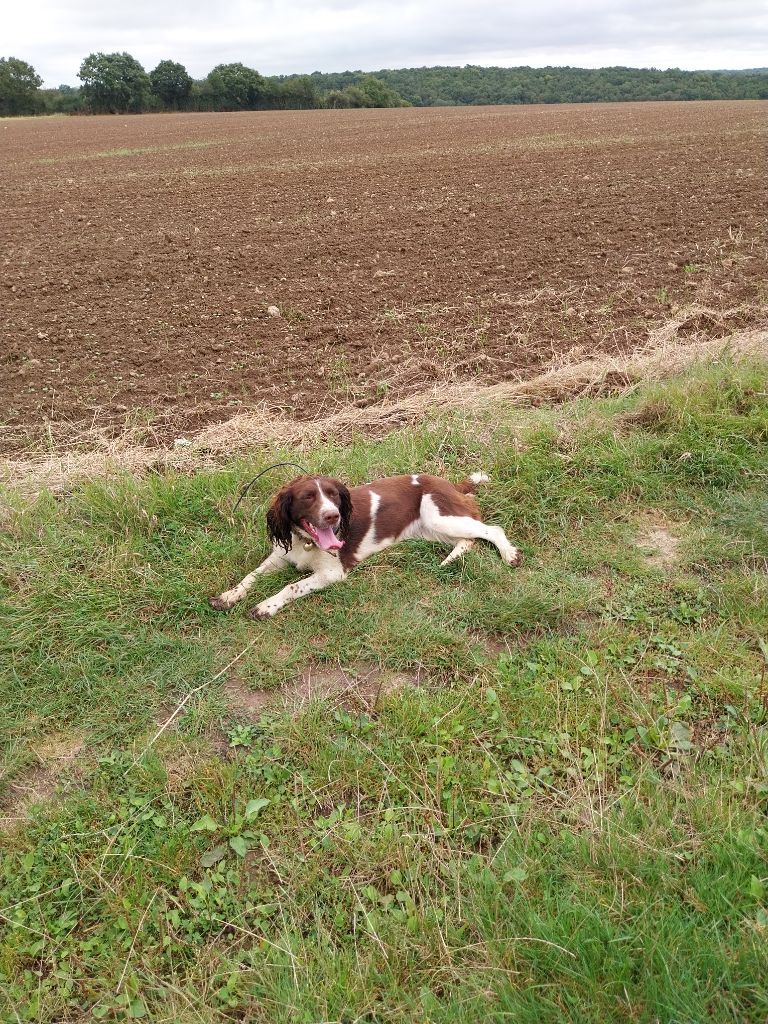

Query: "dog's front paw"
<box><xmin>247</xmin><ymin>602</ymin><xmax>275</xmax><ymax>620</ymax></box>
<box><xmin>209</xmin><ymin>594</ymin><xmax>232</xmax><ymax>611</ymax></box>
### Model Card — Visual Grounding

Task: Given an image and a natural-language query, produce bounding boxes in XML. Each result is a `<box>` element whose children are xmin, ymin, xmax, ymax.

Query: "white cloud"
<box><xmin>5</xmin><ymin>0</ymin><xmax>766</xmax><ymax>87</ymax></box>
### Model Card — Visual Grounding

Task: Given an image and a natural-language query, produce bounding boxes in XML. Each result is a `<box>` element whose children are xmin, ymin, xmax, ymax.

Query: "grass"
<box><xmin>1</xmin><ymin>359</ymin><xmax>767</xmax><ymax>1021</ymax></box>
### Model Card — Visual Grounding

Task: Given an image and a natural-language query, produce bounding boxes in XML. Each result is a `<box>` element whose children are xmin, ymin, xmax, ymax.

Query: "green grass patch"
<box><xmin>1</xmin><ymin>359</ymin><xmax>767</xmax><ymax>1021</ymax></box>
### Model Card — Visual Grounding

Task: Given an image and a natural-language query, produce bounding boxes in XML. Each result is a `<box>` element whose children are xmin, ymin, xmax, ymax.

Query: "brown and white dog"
<box><xmin>210</xmin><ymin>472</ymin><xmax>521</xmax><ymax>619</ymax></box>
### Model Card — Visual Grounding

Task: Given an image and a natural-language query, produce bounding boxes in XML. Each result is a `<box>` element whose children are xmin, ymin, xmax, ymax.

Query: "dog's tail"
<box><xmin>456</xmin><ymin>471</ymin><xmax>490</xmax><ymax>494</ymax></box>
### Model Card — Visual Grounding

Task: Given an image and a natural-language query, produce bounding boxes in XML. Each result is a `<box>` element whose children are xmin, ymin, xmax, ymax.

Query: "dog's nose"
<box><xmin>321</xmin><ymin>510</ymin><xmax>340</xmax><ymax>527</ymax></box>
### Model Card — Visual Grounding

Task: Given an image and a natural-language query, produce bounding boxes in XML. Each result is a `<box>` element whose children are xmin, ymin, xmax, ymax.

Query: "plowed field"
<box><xmin>2</xmin><ymin>100</ymin><xmax>765</xmax><ymax>451</ymax></box>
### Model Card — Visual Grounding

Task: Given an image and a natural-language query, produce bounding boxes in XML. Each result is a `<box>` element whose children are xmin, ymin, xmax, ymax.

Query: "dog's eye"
<box><xmin>303</xmin><ymin>491</ymin><xmax>315</xmax><ymax>501</ymax></box>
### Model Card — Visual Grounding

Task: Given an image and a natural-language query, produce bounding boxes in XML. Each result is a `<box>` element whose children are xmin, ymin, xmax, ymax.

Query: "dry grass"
<box><xmin>2</xmin><ymin>307</ymin><xmax>765</xmax><ymax>495</ymax></box>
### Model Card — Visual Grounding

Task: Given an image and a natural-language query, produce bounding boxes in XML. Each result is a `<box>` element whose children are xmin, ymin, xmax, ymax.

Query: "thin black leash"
<box><xmin>231</xmin><ymin>461</ymin><xmax>311</xmax><ymax>514</ymax></box>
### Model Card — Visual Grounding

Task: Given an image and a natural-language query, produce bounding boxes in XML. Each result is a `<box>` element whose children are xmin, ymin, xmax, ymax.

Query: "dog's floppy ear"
<box><xmin>337</xmin><ymin>482</ymin><xmax>353</xmax><ymax>540</ymax></box>
<box><xmin>266</xmin><ymin>486</ymin><xmax>294</xmax><ymax>551</ymax></box>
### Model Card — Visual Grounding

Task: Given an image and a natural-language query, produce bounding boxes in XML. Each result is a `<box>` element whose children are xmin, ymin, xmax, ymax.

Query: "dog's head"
<box><xmin>266</xmin><ymin>476</ymin><xmax>352</xmax><ymax>553</ymax></box>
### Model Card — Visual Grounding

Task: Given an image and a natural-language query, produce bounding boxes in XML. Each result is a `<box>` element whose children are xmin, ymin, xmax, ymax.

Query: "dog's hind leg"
<box><xmin>440</xmin><ymin>539</ymin><xmax>476</xmax><ymax>566</ymax></box>
<box><xmin>421</xmin><ymin>496</ymin><xmax>521</xmax><ymax>567</ymax></box>
<box><xmin>210</xmin><ymin>549</ymin><xmax>289</xmax><ymax>611</ymax></box>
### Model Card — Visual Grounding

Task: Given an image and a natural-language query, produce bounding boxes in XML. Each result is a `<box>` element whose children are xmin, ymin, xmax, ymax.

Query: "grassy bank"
<box><xmin>1</xmin><ymin>359</ymin><xmax>767</xmax><ymax>1022</ymax></box>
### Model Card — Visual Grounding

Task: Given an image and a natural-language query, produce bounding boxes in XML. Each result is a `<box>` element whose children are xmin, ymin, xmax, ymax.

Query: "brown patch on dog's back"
<box><xmin>422</xmin><ymin>476</ymin><xmax>482</xmax><ymax>520</ymax></box>
<box><xmin>367</xmin><ymin>476</ymin><xmax>424</xmax><ymax>543</ymax></box>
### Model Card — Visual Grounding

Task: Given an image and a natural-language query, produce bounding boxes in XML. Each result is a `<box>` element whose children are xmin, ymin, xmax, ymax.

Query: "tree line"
<box><xmin>2</xmin><ymin>54</ymin><xmax>767</xmax><ymax>118</ymax></box>
<box><xmin>315</xmin><ymin>64</ymin><xmax>768</xmax><ymax>106</ymax></box>
<box><xmin>0</xmin><ymin>54</ymin><xmax>409</xmax><ymax>116</ymax></box>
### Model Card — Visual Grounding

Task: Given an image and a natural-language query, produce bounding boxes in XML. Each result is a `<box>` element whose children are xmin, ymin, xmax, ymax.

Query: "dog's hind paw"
<box><xmin>504</xmin><ymin>547</ymin><xmax>523</xmax><ymax>567</ymax></box>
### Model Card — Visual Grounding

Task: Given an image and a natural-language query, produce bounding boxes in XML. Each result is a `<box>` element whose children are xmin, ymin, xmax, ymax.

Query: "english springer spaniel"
<box><xmin>210</xmin><ymin>472</ymin><xmax>521</xmax><ymax>618</ymax></box>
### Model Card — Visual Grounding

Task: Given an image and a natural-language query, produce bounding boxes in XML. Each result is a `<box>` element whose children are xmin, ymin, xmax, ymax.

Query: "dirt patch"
<box><xmin>0</xmin><ymin>731</ymin><xmax>85</xmax><ymax>831</ymax></box>
<box><xmin>484</xmin><ymin>636</ymin><xmax>515</xmax><ymax>658</ymax></box>
<box><xmin>637</xmin><ymin>514</ymin><xmax>683</xmax><ymax>568</ymax></box>
<box><xmin>2</xmin><ymin>101</ymin><xmax>766</xmax><ymax>454</ymax></box>
<box><xmin>225</xmin><ymin>661</ymin><xmax>419</xmax><ymax>718</ymax></box>
<box><xmin>222</xmin><ymin>673</ymin><xmax>274</xmax><ymax>716</ymax></box>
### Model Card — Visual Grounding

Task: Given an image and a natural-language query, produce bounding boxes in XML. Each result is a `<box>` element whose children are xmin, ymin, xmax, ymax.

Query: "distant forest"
<box><xmin>2</xmin><ymin>54</ymin><xmax>767</xmax><ymax>117</ymax></box>
<box><xmin>306</xmin><ymin>65</ymin><xmax>768</xmax><ymax>106</ymax></box>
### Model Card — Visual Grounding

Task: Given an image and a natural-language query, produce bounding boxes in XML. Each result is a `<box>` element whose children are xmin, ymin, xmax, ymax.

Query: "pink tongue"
<box><xmin>315</xmin><ymin>527</ymin><xmax>343</xmax><ymax>551</ymax></box>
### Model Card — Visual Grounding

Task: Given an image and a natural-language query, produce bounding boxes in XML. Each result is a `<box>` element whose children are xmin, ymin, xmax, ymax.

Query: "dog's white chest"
<box><xmin>283</xmin><ymin>541</ymin><xmax>339</xmax><ymax>573</ymax></box>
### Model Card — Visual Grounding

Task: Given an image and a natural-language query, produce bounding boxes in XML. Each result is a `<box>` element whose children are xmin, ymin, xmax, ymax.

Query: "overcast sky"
<box><xmin>6</xmin><ymin>0</ymin><xmax>766</xmax><ymax>88</ymax></box>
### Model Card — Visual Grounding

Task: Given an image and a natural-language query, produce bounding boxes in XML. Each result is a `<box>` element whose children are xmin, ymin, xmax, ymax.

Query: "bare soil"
<box><xmin>2</xmin><ymin>101</ymin><xmax>766</xmax><ymax>453</ymax></box>
<box><xmin>636</xmin><ymin>512</ymin><xmax>683</xmax><ymax>568</ymax></box>
<box><xmin>225</xmin><ymin>661</ymin><xmax>417</xmax><ymax>717</ymax></box>
<box><xmin>0</xmin><ymin>730</ymin><xmax>85</xmax><ymax>831</ymax></box>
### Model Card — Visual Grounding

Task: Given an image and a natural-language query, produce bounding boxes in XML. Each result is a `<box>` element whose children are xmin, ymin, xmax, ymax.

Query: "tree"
<box><xmin>276</xmin><ymin>75</ymin><xmax>322</xmax><ymax>109</ymax></box>
<box><xmin>40</xmin><ymin>84</ymin><xmax>84</xmax><ymax>115</ymax></box>
<box><xmin>356</xmin><ymin>75</ymin><xmax>409</xmax><ymax>107</ymax></box>
<box><xmin>206</xmin><ymin>63</ymin><xmax>265</xmax><ymax>110</ymax></box>
<box><xmin>150</xmin><ymin>60</ymin><xmax>193</xmax><ymax>110</ymax></box>
<box><xmin>0</xmin><ymin>57</ymin><xmax>42</xmax><ymax>116</ymax></box>
<box><xmin>325</xmin><ymin>85</ymin><xmax>369</xmax><ymax>108</ymax></box>
<box><xmin>78</xmin><ymin>52</ymin><xmax>150</xmax><ymax>113</ymax></box>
